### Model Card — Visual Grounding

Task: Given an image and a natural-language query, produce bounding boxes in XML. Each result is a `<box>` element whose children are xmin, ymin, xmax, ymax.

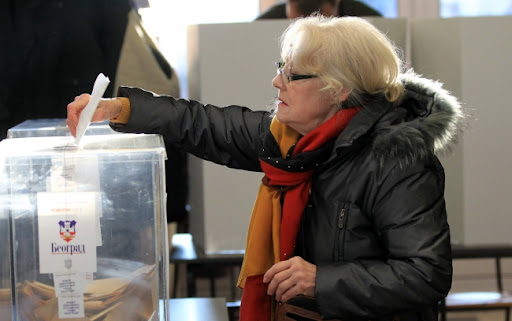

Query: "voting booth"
<box><xmin>0</xmin><ymin>133</ymin><xmax>169</xmax><ymax>321</ymax></box>
<box><xmin>410</xmin><ymin>16</ymin><xmax>512</xmax><ymax>245</ymax></box>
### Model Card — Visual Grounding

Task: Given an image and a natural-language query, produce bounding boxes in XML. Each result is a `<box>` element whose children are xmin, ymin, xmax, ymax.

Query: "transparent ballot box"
<box><xmin>0</xmin><ymin>134</ymin><xmax>169</xmax><ymax>321</ymax></box>
<box><xmin>7</xmin><ymin>119</ymin><xmax>116</xmax><ymax>138</ymax></box>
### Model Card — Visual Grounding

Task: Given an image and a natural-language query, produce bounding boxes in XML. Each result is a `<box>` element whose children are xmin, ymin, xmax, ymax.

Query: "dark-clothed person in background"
<box><xmin>67</xmin><ymin>15</ymin><xmax>464</xmax><ymax>321</ymax></box>
<box><xmin>1</xmin><ymin>0</ymin><xmax>129</xmax><ymax>140</ymax></box>
<box><xmin>257</xmin><ymin>0</ymin><xmax>381</xmax><ymax>19</ymax></box>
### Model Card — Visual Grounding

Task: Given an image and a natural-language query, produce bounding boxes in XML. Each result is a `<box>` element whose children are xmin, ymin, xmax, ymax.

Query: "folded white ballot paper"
<box><xmin>74</xmin><ymin>73</ymin><xmax>110</xmax><ymax>145</ymax></box>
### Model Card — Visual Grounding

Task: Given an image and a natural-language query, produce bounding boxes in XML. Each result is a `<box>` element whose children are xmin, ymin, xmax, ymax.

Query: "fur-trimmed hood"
<box><xmin>367</xmin><ymin>71</ymin><xmax>464</xmax><ymax>167</ymax></box>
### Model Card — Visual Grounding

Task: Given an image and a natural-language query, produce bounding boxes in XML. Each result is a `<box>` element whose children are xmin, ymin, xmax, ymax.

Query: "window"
<box><xmin>440</xmin><ymin>0</ymin><xmax>512</xmax><ymax>17</ymax></box>
<box><xmin>358</xmin><ymin>0</ymin><xmax>399</xmax><ymax>18</ymax></box>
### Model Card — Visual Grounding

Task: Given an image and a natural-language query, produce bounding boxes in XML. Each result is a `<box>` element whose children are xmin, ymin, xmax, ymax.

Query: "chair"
<box><xmin>170</xmin><ymin>233</ymin><xmax>243</xmax><ymax>301</ymax></box>
<box><xmin>440</xmin><ymin>253</ymin><xmax>512</xmax><ymax>321</ymax></box>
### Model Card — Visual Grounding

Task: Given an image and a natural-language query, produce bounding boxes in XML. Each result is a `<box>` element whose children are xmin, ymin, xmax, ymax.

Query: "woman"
<box><xmin>67</xmin><ymin>16</ymin><xmax>463</xmax><ymax>321</ymax></box>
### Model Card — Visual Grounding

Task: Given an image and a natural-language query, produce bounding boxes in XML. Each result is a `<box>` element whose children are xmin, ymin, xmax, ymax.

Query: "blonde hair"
<box><xmin>279</xmin><ymin>15</ymin><xmax>404</xmax><ymax>105</ymax></box>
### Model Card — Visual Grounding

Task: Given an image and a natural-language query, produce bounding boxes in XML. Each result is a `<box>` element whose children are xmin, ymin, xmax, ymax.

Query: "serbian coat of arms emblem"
<box><xmin>58</xmin><ymin>220</ymin><xmax>77</xmax><ymax>242</ymax></box>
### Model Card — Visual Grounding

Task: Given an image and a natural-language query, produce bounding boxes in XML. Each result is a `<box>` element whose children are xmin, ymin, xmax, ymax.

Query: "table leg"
<box><xmin>187</xmin><ymin>265</ymin><xmax>197</xmax><ymax>297</ymax></box>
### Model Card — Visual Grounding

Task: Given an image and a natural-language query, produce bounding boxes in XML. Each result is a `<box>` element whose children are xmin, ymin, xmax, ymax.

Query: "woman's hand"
<box><xmin>263</xmin><ymin>256</ymin><xmax>316</xmax><ymax>302</ymax></box>
<box><xmin>66</xmin><ymin>94</ymin><xmax>122</xmax><ymax>137</ymax></box>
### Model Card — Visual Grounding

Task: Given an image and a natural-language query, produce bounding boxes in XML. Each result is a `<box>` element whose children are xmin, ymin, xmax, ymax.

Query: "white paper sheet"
<box><xmin>74</xmin><ymin>73</ymin><xmax>110</xmax><ymax>145</ymax></box>
<box><xmin>58</xmin><ymin>294</ymin><xmax>85</xmax><ymax>318</ymax></box>
<box><xmin>37</xmin><ymin>192</ymin><xmax>98</xmax><ymax>273</ymax></box>
<box><xmin>54</xmin><ymin>271</ymin><xmax>87</xmax><ymax>297</ymax></box>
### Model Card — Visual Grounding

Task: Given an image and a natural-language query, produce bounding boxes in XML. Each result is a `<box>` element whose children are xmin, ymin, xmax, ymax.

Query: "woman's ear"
<box><xmin>338</xmin><ymin>87</ymin><xmax>350</xmax><ymax>103</ymax></box>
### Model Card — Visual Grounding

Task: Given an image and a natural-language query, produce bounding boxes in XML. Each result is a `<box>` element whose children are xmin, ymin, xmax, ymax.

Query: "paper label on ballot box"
<box><xmin>49</xmin><ymin>155</ymin><xmax>103</xmax><ymax>247</ymax></box>
<box><xmin>54</xmin><ymin>271</ymin><xmax>88</xmax><ymax>297</ymax></box>
<box><xmin>58</xmin><ymin>294</ymin><xmax>85</xmax><ymax>318</ymax></box>
<box><xmin>38</xmin><ymin>192</ymin><xmax>97</xmax><ymax>273</ymax></box>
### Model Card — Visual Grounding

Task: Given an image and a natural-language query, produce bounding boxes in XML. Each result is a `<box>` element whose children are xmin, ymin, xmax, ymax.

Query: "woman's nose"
<box><xmin>272</xmin><ymin>73</ymin><xmax>283</xmax><ymax>89</ymax></box>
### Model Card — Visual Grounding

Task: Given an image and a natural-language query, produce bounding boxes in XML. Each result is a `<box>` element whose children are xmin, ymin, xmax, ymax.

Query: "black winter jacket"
<box><xmin>112</xmin><ymin>72</ymin><xmax>464</xmax><ymax>321</ymax></box>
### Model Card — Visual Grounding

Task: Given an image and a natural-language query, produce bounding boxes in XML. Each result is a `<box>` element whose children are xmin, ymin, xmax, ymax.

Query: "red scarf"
<box><xmin>238</xmin><ymin>108</ymin><xmax>360</xmax><ymax>321</ymax></box>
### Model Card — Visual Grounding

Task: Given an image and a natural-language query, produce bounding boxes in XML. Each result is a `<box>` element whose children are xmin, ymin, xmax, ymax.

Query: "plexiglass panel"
<box><xmin>7</xmin><ymin>119</ymin><xmax>116</xmax><ymax>138</ymax></box>
<box><xmin>0</xmin><ymin>192</ymin><xmax>13</xmax><ymax>321</ymax></box>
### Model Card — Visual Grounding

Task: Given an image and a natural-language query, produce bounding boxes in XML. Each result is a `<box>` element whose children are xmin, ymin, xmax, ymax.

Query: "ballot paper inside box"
<box><xmin>0</xmin><ymin>134</ymin><xmax>169</xmax><ymax>321</ymax></box>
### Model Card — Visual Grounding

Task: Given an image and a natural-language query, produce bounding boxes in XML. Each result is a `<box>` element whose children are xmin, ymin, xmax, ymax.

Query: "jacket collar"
<box><xmin>329</xmin><ymin>71</ymin><xmax>464</xmax><ymax>167</ymax></box>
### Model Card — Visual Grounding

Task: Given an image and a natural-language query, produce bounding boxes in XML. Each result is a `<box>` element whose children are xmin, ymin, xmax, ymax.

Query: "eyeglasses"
<box><xmin>275</xmin><ymin>61</ymin><xmax>317</xmax><ymax>83</ymax></box>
